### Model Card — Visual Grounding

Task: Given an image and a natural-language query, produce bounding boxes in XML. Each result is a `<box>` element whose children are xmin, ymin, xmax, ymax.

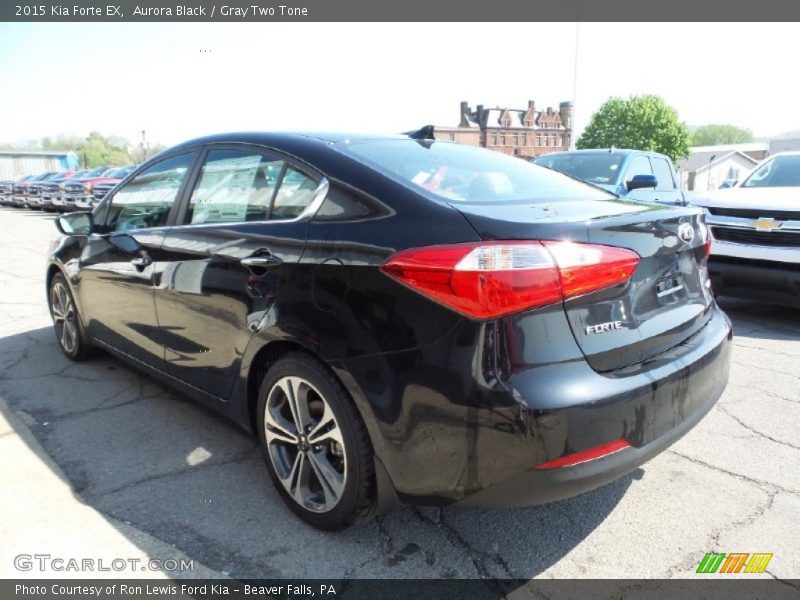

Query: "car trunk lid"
<box><xmin>452</xmin><ymin>198</ymin><xmax>714</xmax><ymax>372</ymax></box>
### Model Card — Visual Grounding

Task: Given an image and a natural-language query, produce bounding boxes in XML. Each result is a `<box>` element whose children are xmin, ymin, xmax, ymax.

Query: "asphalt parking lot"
<box><xmin>0</xmin><ymin>206</ymin><xmax>798</xmax><ymax>581</ymax></box>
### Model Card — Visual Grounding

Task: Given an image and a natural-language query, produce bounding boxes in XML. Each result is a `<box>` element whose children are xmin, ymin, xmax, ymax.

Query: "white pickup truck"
<box><xmin>689</xmin><ymin>151</ymin><xmax>800</xmax><ymax>307</ymax></box>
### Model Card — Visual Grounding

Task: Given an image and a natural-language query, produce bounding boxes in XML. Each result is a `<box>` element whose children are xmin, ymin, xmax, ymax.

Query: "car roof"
<box><xmin>169</xmin><ymin>131</ymin><xmax>409</xmax><ymax>150</ymax></box>
<box><xmin>765</xmin><ymin>151</ymin><xmax>800</xmax><ymax>158</ymax></box>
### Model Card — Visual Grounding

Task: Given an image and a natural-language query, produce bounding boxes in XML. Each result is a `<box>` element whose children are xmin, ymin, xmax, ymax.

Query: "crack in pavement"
<box><xmin>411</xmin><ymin>506</ymin><xmax>515</xmax><ymax>580</ymax></box>
<box><xmin>716</xmin><ymin>404</ymin><xmax>800</xmax><ymax>452</ymax></box>
<box><xmin>731</xmin><ymin>361</ymin><xmax>800</xmax><ymax>383</ymax></box>
<box><xmin>668</xmin><ymin>449</ymin><xmax>799</xmax><ymax>496</ymax></box>
<box><xmin>727</xmin><ymin>382</ymin><xmax>800</xmax><ymax>405</ymax></box>
<box><xmin>732</xmin><ymin>342</ymin><xmax>800</xmax><ymax>358</ymax></box>
<box><xmin>85</xmin><ymin>445</ymin><xmax>261</xmax><ymax>500</ymax></box>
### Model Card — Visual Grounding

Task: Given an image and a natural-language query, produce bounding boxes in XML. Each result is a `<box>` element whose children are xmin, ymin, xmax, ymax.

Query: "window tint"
<box><xmin>625</xmin><ymin>155</ymin><xmax>653</xmax><ymax>182</ymax></box>
<box><xmin>105</xmin><ymin>153</ymin><xmax>195</xmax><ymax>232</ymax></box>
<box><xmin>742</xmin><ymin>155</ymin><xmax>800</xmax><ymax>188</ymax></box>
<box><xmin>187</xmin><ymin>149</ymin><xmax>284</xmax><ymax>224</ymax></box>
<box><xmin>341</xmin><ymin>140</ymin><xmax>614</xmax><ymax>204</ymax></box>
<box><xmin>535</xmin><ymin>153</ymin><xmax>625</xmax><ymax>185</ymax></box>
<box><xmin>651</xmin><ymin>158</ymin><xmax>676</xmax><ymax>191</ymax></box>
<box><xmin>272</xmin><ymin>167</ymin><xmax>318</xmax><ymax>219</ymax></box>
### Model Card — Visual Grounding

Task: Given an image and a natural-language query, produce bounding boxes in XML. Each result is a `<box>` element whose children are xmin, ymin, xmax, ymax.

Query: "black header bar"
<box><xmin>3</xmin><ymin>0</ymin><xmax>800</xmax><ymax>22</ymax></box>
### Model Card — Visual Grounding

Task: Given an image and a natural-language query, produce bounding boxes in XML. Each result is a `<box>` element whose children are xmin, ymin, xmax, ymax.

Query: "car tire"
<box><xmin>49</xmin><ymin>273</ymin><xmax>93</xmax><ymax>361</ymax></box>
<box><xmin>257</xmin><ymin>352</ymin><xmax>375</xmax><ymax>530</ymax></box>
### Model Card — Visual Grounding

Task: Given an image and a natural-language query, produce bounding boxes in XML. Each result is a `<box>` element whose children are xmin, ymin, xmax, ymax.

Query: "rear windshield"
<box><xmin>340</xmin><ymin>139</ymin><xmax>615</xmax><ymax>203</ymax></box>
<box><xmin>742</xmin><ymin>155</ymin><xmax>800</xmax><ymax>188</ymax></box>
<box><xmin>534</xmin><ymin>153</ymin><xmax>625</xmax><ymax>185</ymax></box>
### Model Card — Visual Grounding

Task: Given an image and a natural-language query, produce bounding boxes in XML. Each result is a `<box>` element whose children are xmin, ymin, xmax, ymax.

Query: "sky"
<box><xmin>0</xmin><ymin>22</ymin><xmax>798</xmax><ymax>148</ymax></box>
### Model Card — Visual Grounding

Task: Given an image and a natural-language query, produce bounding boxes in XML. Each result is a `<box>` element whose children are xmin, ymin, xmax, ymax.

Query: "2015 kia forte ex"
<box><xmin>47</xmin><ymin>131</ymin><xmax>732</xmax><ymax>530</ymax></box>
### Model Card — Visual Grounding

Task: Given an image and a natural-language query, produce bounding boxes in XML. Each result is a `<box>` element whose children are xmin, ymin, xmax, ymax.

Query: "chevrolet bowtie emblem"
<box><xmin>750</xmin><ymin>217</ymin><xmax>782</xmax><ymax>231</ymax></box>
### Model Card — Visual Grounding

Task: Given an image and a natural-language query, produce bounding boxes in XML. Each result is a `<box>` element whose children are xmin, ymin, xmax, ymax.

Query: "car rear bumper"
<box><xmin>339</xmin><ymin>302</ymin><xmax>731</xmax><ymax>507</ymax></box>
<box><xmin>708</xmin><ymin>255</ymin><xmax>800</xmax><ymax>307</ymax></box>
<box><xmin>456</xmin><ymin>306</ymin><xmax>731</xmax><ymax>507</ymax></box>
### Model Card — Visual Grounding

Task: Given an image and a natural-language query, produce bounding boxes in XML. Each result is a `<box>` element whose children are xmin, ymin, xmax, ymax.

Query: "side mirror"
<box><xmin>626</xmin><ymin>174</ymin><xmax>658</xmax><ymax>191</ymax></box>
<box><xmin>107</xmin><ymin>233</ymin><xmax>142</xmax><ymax>254</ymax></box>
<box><xmin>55</xmin><ymin>212</ymin><xmax>93</xmax><ymax>235</ymax></box>
<box><xmin>719</xmin><ymin>180</ymin><xmax>737</xmax><ymax>189</ymax></box>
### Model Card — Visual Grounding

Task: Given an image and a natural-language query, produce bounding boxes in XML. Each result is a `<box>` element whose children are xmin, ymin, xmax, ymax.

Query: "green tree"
<box><xmin>577</xmin><ymin>95</ymin><xmax>691</xmax><ymax>163</ymax></box>
<box><xmin>691</xmin><ymin>124</ymin><xmax>754</xmax><ymax>146</ymax></box>
<box><xmin>0</xmin><ymin>133</ymin><xmax>136</xmax><ymax>167</ymax></box>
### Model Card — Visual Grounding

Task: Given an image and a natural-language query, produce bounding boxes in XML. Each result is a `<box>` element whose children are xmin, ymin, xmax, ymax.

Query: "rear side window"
<box><xmin>105</xmin><ymin>153</ymin><xmax>196</xmax><ymax>232</ymax></box>
<box><xmin>187</xmin><ymin>149</ymin><xmax>284</xmax><ymax>224</ymax></box>
<box><xmin>272</xmin><ymin>168</ymin><xmax>318</xmax><ymax>219</ymax></box>
<box><xmin>340</xmin><ymin>139</ymin><xmax>615</xmax><ymax>203</ymax></box>
<box><xmin>651</xmin><ymin>157</ymin><xmax>676</xmax><ymax>191</ymax></box>
<box><xmin>185</xmin><ymin>149</ymin><xmax>319</xmax><ymax>224</ymax></box>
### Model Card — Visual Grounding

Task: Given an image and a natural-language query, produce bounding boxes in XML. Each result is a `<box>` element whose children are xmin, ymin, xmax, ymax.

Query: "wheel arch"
<box><xmin>242</xmin><ymin>335</ymin><xmax>399</xmax><ymax>514</ymax></box>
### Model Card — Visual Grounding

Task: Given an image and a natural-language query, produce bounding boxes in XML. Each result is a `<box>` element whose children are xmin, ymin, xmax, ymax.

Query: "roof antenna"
<box><xmin>404</xmin><ymin>125</ymin><xmax>436</xmax><ymax>141</ymax></box>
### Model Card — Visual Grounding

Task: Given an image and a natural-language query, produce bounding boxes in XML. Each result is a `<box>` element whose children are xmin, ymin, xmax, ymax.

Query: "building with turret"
<box><xmin>433</xmin><ymin>99</ymin><xmax>573</xmax><ymax>158</ymax></box>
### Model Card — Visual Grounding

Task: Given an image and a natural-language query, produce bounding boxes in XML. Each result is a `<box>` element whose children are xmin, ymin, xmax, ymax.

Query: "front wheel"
<box><xmin>49</xmin><ymin>273</ymin><xmax>93</xmax><ymax>360</ymax></box>
<box><xmin>257</xmin><ymin>353</ymin><xmax>375</xmax><ymax>530</ymax></box>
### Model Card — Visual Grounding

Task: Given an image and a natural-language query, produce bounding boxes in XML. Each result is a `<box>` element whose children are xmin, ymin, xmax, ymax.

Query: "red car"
<box><xmin>74</xmin><ymin>165</ymin><xmax>135</xmax><ymax>211</ymax></box>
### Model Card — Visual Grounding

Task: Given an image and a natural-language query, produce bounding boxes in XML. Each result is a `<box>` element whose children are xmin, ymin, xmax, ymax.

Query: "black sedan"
<box><xmin>48</xmin><ymin>131</ymin><xmax>732</xmax><ymax>529</ymax></box>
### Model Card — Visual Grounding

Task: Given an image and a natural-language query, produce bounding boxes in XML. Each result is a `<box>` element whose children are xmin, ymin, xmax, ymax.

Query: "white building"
<box><xmin>678</xmin><ymin>143</ymin><xmax>766</xmax><ymax>191</ymax></box>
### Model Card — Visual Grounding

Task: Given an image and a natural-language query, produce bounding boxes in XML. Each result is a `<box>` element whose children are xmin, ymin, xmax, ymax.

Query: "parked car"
<box><xmin>689</xmin><ymin>151</ymin><xmax>800</xmax><ymax>307</ymax></box>
<box><xmin>25</xmin><ymin>172</ymin><xmax>69</xmax><ymax>210</ymax></box>
<box><xmin>75</xmin><ymin>165</ymin><xmax>136</xmax><ymax>211</ymax></box>
<box><xmin>12</xmin><ymin>173</ymin><xmax>56</xmax><ymax>208</ymax></box>
<box><xmin>0</xmin><ymin>178</ymin><xmax>17</xmax><ymax>205</ymax></box>
<box><xmin>534</xmin><ymin>149</ymin><xmax>688</xmax><ymax>206</ymax></box>
<box><xmin>48</xmin><ymin>132</ymin><xmax>731</xmax><ymax>529</ymax></box>
<box><xmin>60</xmin><ymin>166</ymin><xmax>113</xmax><ymax>212</ymax></box>
<box><xmin>40</xmin><ymin>170</ymin><xmax>80</xmax><ymax>212</ymax></box>
<box><xmin>48</xmin><ymin>170</ymin><xmax>90</xmax><ymax>212</ymax></box>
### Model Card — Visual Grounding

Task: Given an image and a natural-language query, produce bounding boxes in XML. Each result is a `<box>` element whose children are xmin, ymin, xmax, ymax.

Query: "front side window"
<box><xmin>105</xmin><ymin>153</ymin><xmax>195</xmax><ymax>232</ymax></box>
<box><xmin>651</xmin><ymin>158</ymin><xmax>676</xmax><ymax>191</ymax></box>
<box><xmin>625</xmin><ymin>155</ymin><xmax>654</xmax><ymax>182</ymax></box>
<box><xmin>187</xmin><ymin>149</ymin><xmax>285</xmax><ymax>224</ymax></box>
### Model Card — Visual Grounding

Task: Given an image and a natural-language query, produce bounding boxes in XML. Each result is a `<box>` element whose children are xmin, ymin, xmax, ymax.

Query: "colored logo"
<box><xmin>749</xmin><ymin>217</ymin><xmax>782</xmax><ymax>231</ymax></box>
<box><xmin>696</xmin><ymin>552</ymin><xmax>773</xmax><ymax>574</ymax></box>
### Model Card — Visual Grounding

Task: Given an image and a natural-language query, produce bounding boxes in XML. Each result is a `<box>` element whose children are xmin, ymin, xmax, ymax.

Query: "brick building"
<box><xmin>434</xmin><ymin>99</ymin><xmax>573</xmax><ymax>158</ymax></box>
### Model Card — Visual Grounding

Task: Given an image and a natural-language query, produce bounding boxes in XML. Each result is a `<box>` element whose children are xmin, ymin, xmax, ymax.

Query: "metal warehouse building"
<box><xmin>0</xmin><ymin>151</ymin><xmax>79</xmax><ymax>179</ymax></box>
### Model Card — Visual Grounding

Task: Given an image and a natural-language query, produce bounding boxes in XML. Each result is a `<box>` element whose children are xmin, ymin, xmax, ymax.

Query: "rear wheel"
<box><xmin>49</xmin><ymin>273</ymin><xmax>93</xmax><ymax>360</ymax></box>
<box><xmin>257</xmin><ymin>353</ymin><xmax>374</xmax><ymax>529</ymax></box>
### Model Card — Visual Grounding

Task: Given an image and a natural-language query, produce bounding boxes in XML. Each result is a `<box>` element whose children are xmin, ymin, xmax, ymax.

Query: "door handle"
<box><xmin>241</xmin><ymin>253</ymin><xmax>282</xmax><ymax>269</ymax></box>
<box><xmin>130</xmin><ymin>255</ymin><xmax>152</xmax><ymax>268</ymax></box>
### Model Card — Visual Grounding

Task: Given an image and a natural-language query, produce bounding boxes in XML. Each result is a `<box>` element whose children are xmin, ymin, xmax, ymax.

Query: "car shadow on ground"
<box><xmin>716</xmin><ymin>296</ymin><xmax>800</xmax><ymax>342</ymax></box>
<box><xmin>1</xmin><ymin>324</ymin><xmax>640</xmax><ymax>579</ymax></box>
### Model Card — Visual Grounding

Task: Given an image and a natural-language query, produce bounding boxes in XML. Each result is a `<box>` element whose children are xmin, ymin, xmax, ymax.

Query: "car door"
<box><xmin>650</xmin><ymin>156</ymin><xmax>685</xmax><ymax>205</ymax></box>
<box><xmin>153</xmin><ymin>145</ymin><xmax>323</xmax><ymax>400</ymax></box>
<box><xmin>76</xmin><ymin>151</ymin><xmax>199</xmax><ymax>368</ymax></box>
<box><xmin>621</xmin><ymin>154</ymin><xmax>658</xmax><ymax>203</ymax></box>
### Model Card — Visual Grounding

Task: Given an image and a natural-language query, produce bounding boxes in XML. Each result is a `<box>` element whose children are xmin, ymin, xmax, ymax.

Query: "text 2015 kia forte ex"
<box><xmin>47</xmin><ymin>131</ymin><xmax>732</xmax><ymax>529</ymax></box>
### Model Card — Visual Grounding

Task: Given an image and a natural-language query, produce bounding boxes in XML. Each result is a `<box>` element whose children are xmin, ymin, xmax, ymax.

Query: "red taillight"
<box><xmin>533</xmin><ymin>439</ymin><xmax>631</xmax><ymax>470</ymax></box>
<box><xmin>380</xmin><ymin>241</ymin><xmax>639</xmax><ymax>320</ymax></box>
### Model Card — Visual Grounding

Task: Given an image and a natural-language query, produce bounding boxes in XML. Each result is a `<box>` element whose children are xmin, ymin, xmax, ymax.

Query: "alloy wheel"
<box><xmin>264</xmin><ymin>375</ymin><xmax>347</xmax><ymax>513</ymax></box>
<box><xmin>51</xmin><ymin>281</ymin><xmax>78</xmax><ymax>354</ymax></box>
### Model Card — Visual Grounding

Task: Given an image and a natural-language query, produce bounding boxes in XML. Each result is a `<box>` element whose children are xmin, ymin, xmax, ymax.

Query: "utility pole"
<box><xmin>140</xmin><ymin>130</ymin><xmax>149</xmax><ymax>161</ymax></box>
<box><xmin>571</xmin><ymin>19</ymin><xmax>580</xmax><ymax>150</ymax></box>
